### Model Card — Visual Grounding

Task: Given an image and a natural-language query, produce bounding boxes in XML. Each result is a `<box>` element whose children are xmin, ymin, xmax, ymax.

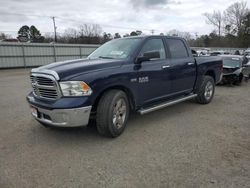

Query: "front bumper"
<box><xmin>30</xmin><ymin>105</ymin><xmax>92</xmax><ymax>127</ymax></box>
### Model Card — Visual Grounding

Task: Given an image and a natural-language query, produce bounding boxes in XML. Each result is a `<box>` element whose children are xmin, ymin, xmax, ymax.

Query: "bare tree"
<box><xmin>166</xmin><ymin>29</ymin><xmax>192</xmax><ymax>40</ymax></box>
<box><xmin>64</xmin><ymin>28</ymin><xmax>78</xmax><ymax>38</ymax></box>
<box><xmin>0</xmin><ymin>32</ymin><xmax>10</xmax><ymax>40</ymax></box>
<box><xmin>224</xmin><ymin>1</ymin><xmax>249</xmax><ymax>35</ymax></box>
<box><xmin>61</xmin><ymin>28</ymin><xmax>79</xmax><ymax>43</ymax></box>
<box><xmin>79</xmin><ymin>24</ymin><xmax>102</xmax><ymax>37</ymax></box>
<box><xmin>204</xmin><ymin>11</ymin><xmax>223</xmax><ymax>36</ymax></box>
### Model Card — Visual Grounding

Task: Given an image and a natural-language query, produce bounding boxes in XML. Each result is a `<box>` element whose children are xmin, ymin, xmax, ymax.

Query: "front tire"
<box><xmin>234</xmin><ymin>74</ymin><xmax>243</xmax><ymax>85</ymax></box>
<box><xmin>96</xmin><ymin>90</ymin><xmax>129</xmax><ymax>137</ymax></box>
<box><xmin>196</xmin><ymin>76</ymin><xmax>215</xmax><ymax>104</ymax></box>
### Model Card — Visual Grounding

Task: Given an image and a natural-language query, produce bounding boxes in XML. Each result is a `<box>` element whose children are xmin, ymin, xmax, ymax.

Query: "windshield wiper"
<box><xmin>98</xmin><ymin>56</ymin><xmax>114</xmax><ymax>59</ymax></box>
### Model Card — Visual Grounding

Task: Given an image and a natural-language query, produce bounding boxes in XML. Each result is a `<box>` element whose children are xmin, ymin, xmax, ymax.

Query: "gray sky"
<box><xmin>0</xmin><ymin>0</ymin><xmax>248</xmax><ymax>37</ymax></box>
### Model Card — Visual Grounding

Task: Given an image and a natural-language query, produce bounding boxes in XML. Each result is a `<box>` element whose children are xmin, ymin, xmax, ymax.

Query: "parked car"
<box><xmin>244</xmin><ymin>49</ymin><xmax>250</xmax><ymax>61</ymax></box>
<box><xmin>196</xmin><ymin>48</ymin><xmax>210</xmax><ymax>56</ymax></box>
<box><xmin>219</xmin><ymin>55</ymin><xmax>245</xmax><ymax>85</ymax></box>
<box><xmin>242</xmin><ymin>61</ymin><xmax>250</xmax><ymax>81</ymax></box>
<box><xmin>210</xmin><ymin>51</ymin><xmax>230</xmax><ymax>56</ymax></box>
<box><xmin>26</xmin><ymin>36</ymin><xmax>222</xmax><ymax>137</ymax></box>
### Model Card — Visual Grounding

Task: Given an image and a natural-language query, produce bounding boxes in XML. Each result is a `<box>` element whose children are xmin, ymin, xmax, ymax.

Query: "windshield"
<box><xmin>223</xmin><ymin>57</ymin><xmax>242</xmax><ymax>67</ymax></box>
<box><xmin>88</xmin><ymin>38</ymin><xmax>142</xmax><ymax>59</ymax></box>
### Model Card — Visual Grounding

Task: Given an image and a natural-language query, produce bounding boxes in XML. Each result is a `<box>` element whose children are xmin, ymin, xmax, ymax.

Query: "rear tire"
<box><xmin>196</xmin><ymin>76</ymin><xmax>215</xmax><ymax>104</ymax></box>
<box><xmin>96</xmin><ymin>90</ymin><xmax>129</xmax><ymax>137</ymax></box>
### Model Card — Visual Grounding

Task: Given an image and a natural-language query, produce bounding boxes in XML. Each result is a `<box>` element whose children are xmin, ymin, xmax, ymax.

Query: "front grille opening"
<box><xmin>43</xmin><ymin>113</ymin><xmax>51</xmax><ymax>121</ymax></box>
<box><xmin>30</xmin><ymin>74</ymin><xmax>59</xmax><ymax>100</ymax></box>
<box><xmin>36</xmin><ymin>76</ymin><xmax>55</xmax><ymax>86</ymax></box>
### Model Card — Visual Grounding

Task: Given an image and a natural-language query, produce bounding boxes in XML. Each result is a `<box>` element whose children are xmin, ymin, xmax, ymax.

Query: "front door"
<box><xmin>134</xmin><ymin>38</ymin><xmax>172</xmax><ymax>106</ymax></box>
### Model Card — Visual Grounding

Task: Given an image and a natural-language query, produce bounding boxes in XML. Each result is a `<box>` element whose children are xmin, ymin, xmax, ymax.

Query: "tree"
<box><xmin>225</xmin><ymin>24</ymin><xmax>233</xmax><ymax>35</ymax></box>
<box><xmin>0</xmin><ymin>32</ymin><xmax>10</xmax><ymax>40</ymax></box>
<box><xmin>123</xmin><ymin>33</ymin><xmax>129</xmax><ymax>37</ymax></box>
<box><xmin>130</xmin><ymin>31</ymin><xmax>138</xmax><ymax>36</ymax></box>
<box><xmin>166</xmin><ymin>29</ymin><xmax>192</xmax><ymax>40</ymax></box>
<box><xmin>43</xmin><ymin>33</ymin><xmax>54</xmax><ymax>43</ymax></box>
<box><xmin>17</xmin><ymin>25</ymin><xmax>30</xmax><ymax>42</ymax></box>
<box><xmin>29</xmin><ymin>25</ymin><xmax>44</xmax><ymax>42</ymax></box>
<box><xmin>103</xmin><ymin>32</ymin><xmax>112</xmax><ymax>42</ymax></box>
<box><xmin>30</xmin><ymin>26</ymin><xmax>41</xmax><ymax>38</ymax></box>
<box><xmin>239</xmin><ymin>12</ymin><xmax>250</xmax><ymax>47</ymax></box>
<box><xmin>63</xmin><ymin>28</ymin><xmax>79</xmax><ymax>43</ymax></box>
<box><xmin>204</xmin><ymin>11</ymin><xmax>223</xmax><ymax>36</ymax></box>
<box><xmin>17</xmin><ymin>25</ymin><xmax>44</xmax><ymax>42</ymax></box>
<box><xmin>114</xmin><ymin>33</ymin><xmax>121</xmax><ymax>39</ymax></box>
<box><xmin>79</xmin><ymin>24</ymin><xmax>102</xmax><ymax>37</ymax></box>
<box><xmin>224</xmin><ymin>1</ymin><xmax>249</xmax><ymax>35</ymax></box>
<box><xmin>135</xmin><ymin>30</ymin><xmax>142</xmax><ymax>35</ymax></box>
<box><xmin>241</xmin><ymin>12</ymin><xmax>250</xmax><ymax>34</ymax></box>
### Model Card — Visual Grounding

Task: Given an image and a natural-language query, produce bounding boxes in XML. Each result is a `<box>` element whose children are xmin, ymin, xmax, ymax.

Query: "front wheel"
<box><xmin>96</xmin><ymin>90</ymin><xmax>129</xmax><ymax>137</ymax></box>
<box><xmin>196</xmin><ymin>76</ymin><xmax>215</xmax><ymax>104</ymax></box>
<box><xmin>234</xmin><ymin>74</ymin><xmax>243</xmax><ymax>85</ymax></box>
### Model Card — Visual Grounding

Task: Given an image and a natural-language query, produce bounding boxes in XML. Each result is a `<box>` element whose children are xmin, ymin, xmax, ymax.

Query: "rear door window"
<box><xmin>166</xmin><ymin>39</ymin><xmax>189</xmax><ymax>59</ymax></box>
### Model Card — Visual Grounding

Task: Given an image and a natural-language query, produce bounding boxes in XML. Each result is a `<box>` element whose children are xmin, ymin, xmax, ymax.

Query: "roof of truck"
<box><xmin>120</xmin><ymin>35</ymin><xmax>185</xmax><ymax>40</ymax></box>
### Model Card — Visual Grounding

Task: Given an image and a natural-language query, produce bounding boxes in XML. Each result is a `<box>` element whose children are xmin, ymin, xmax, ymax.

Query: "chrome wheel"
<box><xmin>204</xmin><ymin>81</ymin><xmax>213</xmax><ymax>100</ymax></box>
<box><xmin>112</xmin><ymin>98</ymin><xmax>127</xmax><ymax>129</ymax></box>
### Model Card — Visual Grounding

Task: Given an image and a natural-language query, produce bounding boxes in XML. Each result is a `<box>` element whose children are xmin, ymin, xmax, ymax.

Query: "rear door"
<box><xmin>165</xmin><ymin>38</ymin><xmax>196</xmax><ymax>95</ymax></box>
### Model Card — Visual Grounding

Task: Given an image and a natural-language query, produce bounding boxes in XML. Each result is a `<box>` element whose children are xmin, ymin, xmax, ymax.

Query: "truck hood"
<box><xmin>223</xmin><ymin>65</ymin><xmax>240</xmax><ymax>69</ymax></box>
<box><xmin>32</xmin><ymin>58</ymin><xmax>124</xmax><ymax>80</ymax></box>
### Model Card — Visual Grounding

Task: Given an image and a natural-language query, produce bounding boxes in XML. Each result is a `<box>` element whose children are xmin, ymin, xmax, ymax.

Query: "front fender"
<box><xmin>70</xmin><ymin>66</ymin><xmax>137</xmax><ymax>109</ymax></box>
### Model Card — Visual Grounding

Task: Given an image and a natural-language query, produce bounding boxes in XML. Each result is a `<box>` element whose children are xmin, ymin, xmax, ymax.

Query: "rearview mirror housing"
<box><xmin>135</xmin><ymin>51</ymin><xmax>160</xmax><ymax>64</ymax></box>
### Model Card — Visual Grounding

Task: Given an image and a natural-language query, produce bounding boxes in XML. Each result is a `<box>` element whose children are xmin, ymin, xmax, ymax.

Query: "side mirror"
<box><xmin>135</xmin><ymin>51</ymin><xmax>160</xmax><ymax>64</ymax></box>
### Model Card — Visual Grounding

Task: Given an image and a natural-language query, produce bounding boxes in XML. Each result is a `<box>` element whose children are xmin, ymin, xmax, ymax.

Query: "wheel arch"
<box><xmin>92</xmin><ymin>85</ymin><xmax>136</xmax><ymax>112</ymax></box>
<box><xmin>205</xmin><ymin>69</ymin><xmax>216</xmax><ymax>81</ymax></box>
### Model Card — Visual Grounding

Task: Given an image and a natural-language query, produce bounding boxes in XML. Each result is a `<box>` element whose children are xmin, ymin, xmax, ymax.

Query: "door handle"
<box><xmin>187</xmin><ymin>62</ymin><xmax>195</xmax><ymax>65</ymax></box>
<box><xmin>162</xmin><ymin>65</ymin><xmax>170</xmax><ymax>69</ymax></box>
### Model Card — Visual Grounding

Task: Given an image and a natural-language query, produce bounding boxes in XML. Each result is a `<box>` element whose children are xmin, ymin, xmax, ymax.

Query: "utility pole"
<box><xmin>51</xmin><ymin>16</ymin><xmax>57</xmax><ymax>43</ymax></box>
<box><xmin>150</xmin><ymin>29</ymin><xmax>154</xmax><ymax>35</ymax></box>
<box><xmin>195</xmin><ymin>32</ymin><xmax>198</xmax><ymax>39</ymax></box>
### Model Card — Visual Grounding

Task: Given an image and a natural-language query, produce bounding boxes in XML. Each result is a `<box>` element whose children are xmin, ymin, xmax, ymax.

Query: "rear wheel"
<box><xmin>196</xmin><ymin>76</ymin><xmax>215</xmax><ymax>104</ymax></box>
<box><xmin>96</xmin><ymin>90</ymin><xmax>129</xmax><ymax>137</ymax></box>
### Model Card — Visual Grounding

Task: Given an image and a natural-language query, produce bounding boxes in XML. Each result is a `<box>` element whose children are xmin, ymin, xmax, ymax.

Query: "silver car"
<box><xmin>219</xmin><ymin>55</ymin><xmax>244</xmax><ymax>85</ymax></box>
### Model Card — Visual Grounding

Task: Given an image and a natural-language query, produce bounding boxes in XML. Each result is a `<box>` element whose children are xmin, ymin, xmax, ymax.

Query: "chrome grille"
<box><xmin>30</xmin><ymin>74</ymin><xmax>60</xmax><ymax>100</ymax></box>
<box><xmin>223</xmin><ymin>67</ymin><xmax>238</xmax><ymax>74</ymax></box>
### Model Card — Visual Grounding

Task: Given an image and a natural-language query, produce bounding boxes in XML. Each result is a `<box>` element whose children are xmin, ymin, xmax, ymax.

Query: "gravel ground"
<box><xmin>0</xmin><ymin>69</ymin><xmax>249</xmax><ymax>188</ymax></box>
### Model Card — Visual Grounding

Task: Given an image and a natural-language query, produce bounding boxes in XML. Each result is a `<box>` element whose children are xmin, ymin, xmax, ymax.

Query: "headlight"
<box><xmin>59</xmin><ymin>81</ymin><xmax>92</xmax><ymax>96</ymax></box>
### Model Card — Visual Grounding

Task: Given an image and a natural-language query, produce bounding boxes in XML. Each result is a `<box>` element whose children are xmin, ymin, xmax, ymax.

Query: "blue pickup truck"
<box><xmin>27</xmin><ymin>36</ymin><xmax>222</xmax><ymax>137</ymax></box>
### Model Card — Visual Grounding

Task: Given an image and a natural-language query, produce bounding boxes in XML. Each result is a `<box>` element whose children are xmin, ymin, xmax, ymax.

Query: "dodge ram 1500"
<box><xmin>27</xmin><ymin>36</ymin><xmax>223</xmax><ymax>137</ymax></box>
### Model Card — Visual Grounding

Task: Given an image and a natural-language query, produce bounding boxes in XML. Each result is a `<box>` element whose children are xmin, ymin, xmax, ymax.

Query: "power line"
<box><xmin>1</xmin><ymin>12</ymin><xmax>161</xmax><ymax>33</ymax></box>
<box><xmin>0</xmin><ymin>12</ymin><xmax>50</xmax><ymax>18</ymax></box>
<box><xmin>56</xmin><ymin>17</ymin><xmax>156</xmax><ymax>32</ymax></box>
<box><xmin>0</xmin><ymin>12</ymin><xmax>200</xmax><ymax>36</ymax></box>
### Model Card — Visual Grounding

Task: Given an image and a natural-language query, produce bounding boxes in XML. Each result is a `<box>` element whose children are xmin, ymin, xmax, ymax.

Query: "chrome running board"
<box><xmin>138</xmin><ymin>94</ymin><xmax>197</xmax><ymax>115</ymax></box>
